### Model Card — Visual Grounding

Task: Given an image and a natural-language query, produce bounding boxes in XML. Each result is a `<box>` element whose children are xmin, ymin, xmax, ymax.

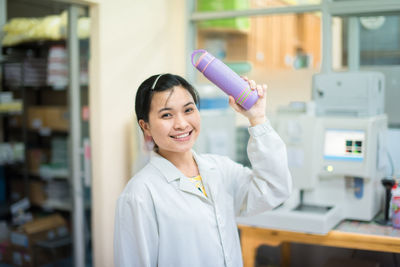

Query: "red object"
<box><xmin>82</xmin><ymin>106</ymin><xmax>90</xmax><ymax>121</ymax></box>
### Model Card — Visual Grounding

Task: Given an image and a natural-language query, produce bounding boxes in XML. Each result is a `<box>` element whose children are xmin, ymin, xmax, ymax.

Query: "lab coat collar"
<box><xmin>149</xmin><ymin>151</ymin><xmax>185</xmax><ymax>182</ymax></box>
<box><xmin>192</xmin><ymin>151</ymin><xmax>219</xmax><ymax>202</ymax></box>
<box><xmin>149</xmin><ymin>150</ymin><xmax>218</xmax><ymax>201</ymax></box>
<box><xmin>191</xmin><ymin>150</ymin><xmax>217</xmax><ymax>173</ymax></box>
<box><xmin>149</xmin><ymin>150</ymin><xmax>217</xmax><ymax>183</ymax></box>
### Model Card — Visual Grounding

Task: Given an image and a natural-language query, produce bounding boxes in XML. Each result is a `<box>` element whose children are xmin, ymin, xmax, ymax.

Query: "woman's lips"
<box><xmin>171</xmin><ymin>130</ymin><xmax>193</xmax><ymax>141</ymax></box>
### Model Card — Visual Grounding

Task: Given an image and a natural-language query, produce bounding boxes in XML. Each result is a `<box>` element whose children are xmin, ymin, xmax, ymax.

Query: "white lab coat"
<box><xmin>114</xmin><ymin>121</ymin><xmax>292</xmax><ymax>267</ymax></box>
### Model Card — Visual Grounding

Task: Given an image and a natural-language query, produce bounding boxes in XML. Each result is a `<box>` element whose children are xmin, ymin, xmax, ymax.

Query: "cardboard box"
<box><xmin>10</xmin><ymin>214</ymin><xmax>69</xmax><ymax>266</ymax></box>
<box><xmin>27</xmin><ymin>107</ymin><xmax>44</xmax><ymax>129</ymax></box>
<box><xmin>27</xmin><ymin>149</ymin><xmax>49</xmax><ymax>174</ymax></box>
<box><xmin>29</xmin><ymin>181</ymin><xmax>47</xmax><ymax>206</ymax></box>
<box><xmin>28</xmin><ymin>106</ymin><xmax>69</xmax><ymax>131</ymax></box>
<box><xmin>43</xmin><ymin>107</ymin><xmax>68</xmax><ymax>131</ymax></box>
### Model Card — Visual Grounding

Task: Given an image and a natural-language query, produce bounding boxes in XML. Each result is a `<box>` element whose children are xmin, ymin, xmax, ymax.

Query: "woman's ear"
<box><xmin>139</xmin><ymin>119</ymin><xmax>151</xmax><ymax>137</ymax></box>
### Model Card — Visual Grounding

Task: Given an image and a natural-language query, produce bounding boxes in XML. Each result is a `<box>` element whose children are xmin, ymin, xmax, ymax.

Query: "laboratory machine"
<box><xmin>237</xmin><ymin>71</ymin><xmax>388</xmax><ymax>234</ymax></box>
<box><xmin>313</xmin><ymin>71</ymin><xmax>385</xmax><ymax>117</ymax></box>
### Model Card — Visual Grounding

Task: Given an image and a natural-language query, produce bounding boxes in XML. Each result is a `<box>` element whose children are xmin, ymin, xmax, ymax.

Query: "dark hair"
<box><xmin>135</xmin><ymin>73</ymin><xmax>199</xmax><ymax>123</ymax></box>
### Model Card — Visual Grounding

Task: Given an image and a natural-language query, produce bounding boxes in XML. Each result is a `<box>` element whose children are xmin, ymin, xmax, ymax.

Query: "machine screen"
<box><xmin>324</xmin><ymin>129</ymin><xmax>365</xmax><ymax>161</ymax></box>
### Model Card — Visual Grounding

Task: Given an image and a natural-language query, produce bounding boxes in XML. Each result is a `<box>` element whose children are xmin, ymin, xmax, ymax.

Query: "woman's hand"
<box><xmin>228</xmin><ymin>76</ymin><xmax>267</xmax><ymax>126</ymax></box>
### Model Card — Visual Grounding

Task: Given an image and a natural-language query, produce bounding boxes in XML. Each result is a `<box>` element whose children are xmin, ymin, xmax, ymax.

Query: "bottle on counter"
<box><xmin>391</xmin><ymin>183</ymin><xmax>400</xmax><ymax>228</ymax></box>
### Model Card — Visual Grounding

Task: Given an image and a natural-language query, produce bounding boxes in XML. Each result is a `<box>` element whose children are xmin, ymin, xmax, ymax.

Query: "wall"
<box><xmin>88</xmin><ymin>0</ymin><xmax>187</xmax><ymax>266</ymax></box>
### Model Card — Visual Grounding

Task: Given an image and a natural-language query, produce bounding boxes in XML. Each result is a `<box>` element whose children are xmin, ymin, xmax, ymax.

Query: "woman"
<box><xmin>114</xmin><ymin>73</ymin><xmax>292</xmax><ymax>267</ymax></box>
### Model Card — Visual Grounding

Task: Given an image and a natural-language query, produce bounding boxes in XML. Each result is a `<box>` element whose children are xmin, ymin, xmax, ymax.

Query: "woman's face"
<box><xmin>140</xmin><ymin>86</ymin><xmax>201</xmax><ymax>156</ymax></box>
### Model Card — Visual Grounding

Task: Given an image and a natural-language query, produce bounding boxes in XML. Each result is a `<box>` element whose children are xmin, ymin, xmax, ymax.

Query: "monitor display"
<box><xmin>324</xmin><ymin>129</ymin><xmax>365</xmax><ymax>161</ymax></box>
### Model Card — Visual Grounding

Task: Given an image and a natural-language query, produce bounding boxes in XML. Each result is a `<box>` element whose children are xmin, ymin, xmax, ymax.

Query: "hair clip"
<box><xmin>151</xmin><ymin>74</ymin><xmax>164</xmax><ymax>90</ymax></box>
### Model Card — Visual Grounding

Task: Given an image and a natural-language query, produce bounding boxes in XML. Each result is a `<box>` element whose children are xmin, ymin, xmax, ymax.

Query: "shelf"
<box><xmin>29</xmin><ymin>128</ymin><xmax>69</xmax><ymax>136</ymax></box>
<box><xmin>2</xmin><ymin>39</ymin><xmax>88</xmax><ymax>49</ymax></box>
<box><xmin>37</xmin><ymin>167</ymin><xmax>69</xmax><ymax>180</ymax></box>
<box><xmin>1</xmin><ymin>161</ymin><xmax>25</xmax><ymax>169</ymax></box>
<box><xmin>0</xmin><ymin>54</ymin><xmax>25</xmax><ymax>63</ymax></box>
<box><xmin>3</xmin><ymin>170</ymin><xmax>69</xmax><ymax>181</ymax></box>
<box><xmin>40</xmin><ymin>198</ymin><xmax>91</xmax><ymax>212</ymax></box>
<box><xmin>41</xmin><ymin>199</ymin><xmax>72</xmax><ymax>211</ymax></box>
<box><xmin>1</xmin><ymin>29</ymin><xmax>90</xmax><ymax>224</ymax></box>
<box><xmin>0</xmin><ymin>111</ymin><xmax>23</xmax><ymax>115</ymax></box>
<box><xmin>198</xmin><ymin>27</ymin><xmax>250</xmax><ymax>36</ymax></box>
<box><xmin>4</xmin><ymin>162</ymin><xmax>69</xmax><ymax>180</ymax></box>
<box><xmin>2</xmin><ymin>85</ymin><xmax>88</xmax><ymax>91</ymax></box>
<box><xmin>2</xmin><ymin>85</ymin><xmax>68</xmax><ymax>91</ymax></box>
<box><xmin>29</xmin><ymin>172</ymin><xmax>69</xmax><ymax>181</ymax></box>
<box><xmin>7</xmin><ymin>127</ymin><xmax>69</xmax><ymax>135</ymax></box>
<box><xmin>0</xmin><ymin>102</ymin><xmax>23</xmax><ymax>114</ymax></box>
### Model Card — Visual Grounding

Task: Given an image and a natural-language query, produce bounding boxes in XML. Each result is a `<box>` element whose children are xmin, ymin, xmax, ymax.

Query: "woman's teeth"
<box><xmin>174</xmin><ymin>133</ymin><xmax>189</xmax><ymax>139</ymax></box>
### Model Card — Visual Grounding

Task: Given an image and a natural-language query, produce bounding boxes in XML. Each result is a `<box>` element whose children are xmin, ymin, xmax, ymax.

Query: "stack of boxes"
<box><xmin>0</xmin><ymin>143</ymin><xmax>24</xmax><ymax>165</ymax></box>
<box><xmin>26</xmin><ymin>138</ymin><xmax>69</xmax><ymax>207</ymax></box>
<box><xmin>3</xmin><ymin>214</ymin><xmax>70</xmax><ymax>266</ymax></box>
<box><xmin>2</xmin><ymin>52</ymin><xmax>71</xmax><ymax>224</ymax></box>
<box><xmin>47</xmin><ymin>44</ymin><xmax>89</xmax><ymax>89</ymax></box>
<box><xmin>27</xmin><ymin>106</ymin><xmax>69</xmax><ymax>132</ymax></box>
<box><xmin>0</xmin><ymin>91</ymin><xmax>22</xmax><ymax>114</ymax></box>
<box><xmin>3</xmin><ymin>58</ymin><xmax>47</xmax><ymax>87</ymax></box>
<box><xmin>47</xmin><ymin>45</ymin><xmax>68</xmax><ymax>90</ymax></box>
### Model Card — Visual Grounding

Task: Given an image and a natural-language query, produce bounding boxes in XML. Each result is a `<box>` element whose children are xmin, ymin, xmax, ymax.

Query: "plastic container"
<box><xmin>191</xmin><ymin>49</ymin><xmax>259</xmax><ymax>110</ymax></box>
<box><xmin>391</xmin><ymin>183</ymin><xmax>400</xmax><ymax>228</ymax></box>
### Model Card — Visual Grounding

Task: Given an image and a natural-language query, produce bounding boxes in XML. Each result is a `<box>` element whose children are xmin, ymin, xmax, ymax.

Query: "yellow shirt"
<box><xmin>188</xmin><ymin>175</ymin><xmax>207</xmax><ymax>197</ymax></box>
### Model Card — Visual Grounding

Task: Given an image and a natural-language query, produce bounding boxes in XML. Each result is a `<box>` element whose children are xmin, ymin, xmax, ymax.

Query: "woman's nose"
<box><xmin>174</xmin><ymin>114</ymin><xmax>189</xmax><ymax>130</ymax></box>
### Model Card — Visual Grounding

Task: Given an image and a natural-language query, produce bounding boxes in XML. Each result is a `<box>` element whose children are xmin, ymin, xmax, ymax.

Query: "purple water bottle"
<box><xmin>191</xmin><ymin>49</ymin><xmax>259</xmax><ymax>110</ymax></box>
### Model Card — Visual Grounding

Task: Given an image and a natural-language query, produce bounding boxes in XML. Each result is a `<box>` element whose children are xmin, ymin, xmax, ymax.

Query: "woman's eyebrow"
<box><xmin>184</xmin><ymin>102</ymin><xmax>195</xmax><ymax>107</ymax></box>
<box><xmin>158</xmin><ymin>107</ymin><xmax>172</xmax><ymax>114</ymax></box>
<box><xmin>158</xmin><ymin>102</ymin><xmax>194</xmax><ymax>113</ymax></box>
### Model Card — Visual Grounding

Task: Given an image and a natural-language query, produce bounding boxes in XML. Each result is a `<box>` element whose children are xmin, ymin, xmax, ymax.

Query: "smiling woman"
<box><xmin>139</xmin><ymin>86</ymin><xmax>201</xmax><ymax>172</ymax></box>
<box><xmin>114</xmin><ymin>73</ymin><xmax>292</xmax><ymax>267</ymax></box>
<box><xmin>135</xmin><ymin>74</ymin><xmax>201</xmax><ymax>163</ymax></box>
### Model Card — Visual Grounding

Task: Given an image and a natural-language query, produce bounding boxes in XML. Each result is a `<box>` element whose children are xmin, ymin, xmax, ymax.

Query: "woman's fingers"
<box><xmin>262</xmin><ymin>84</ymin><xmax>267</xmax><ymax>98</ymax></box>
<box><xmin>240</xmin><ymin>76</ymin><xmax>268</xmax><ymax>102</ymax></box>
<box><xmin>249</xmin><ymin>80</ymin><xmax>256</xmax><ymax>90</ymax></box>
<box><xmin>228</xmin><ymin>96</ymin><xmax>244</xmax><ymax>113</ymax></box>
<box><xmin>256</xmin><ymin>84</ymin><xmax>263</xmax><ymax>97</ymax></box>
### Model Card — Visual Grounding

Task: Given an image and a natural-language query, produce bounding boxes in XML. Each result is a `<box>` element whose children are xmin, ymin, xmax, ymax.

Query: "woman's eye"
<box><xmin>161</xmin><ymin>113</ymin><xmax>172</xmax><ymax>118</ymax></box>
<box><xmin>185</xmin><ymin>108</ymin><xmax>194</xmax><ymax>113</ymax></box>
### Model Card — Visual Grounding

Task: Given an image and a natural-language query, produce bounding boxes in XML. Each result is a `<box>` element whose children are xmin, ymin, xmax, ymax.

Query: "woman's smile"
<box><xmin>170</xmin><ymin>130</ymin><xmax>193</xmax><ymax>141</ymax></box>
